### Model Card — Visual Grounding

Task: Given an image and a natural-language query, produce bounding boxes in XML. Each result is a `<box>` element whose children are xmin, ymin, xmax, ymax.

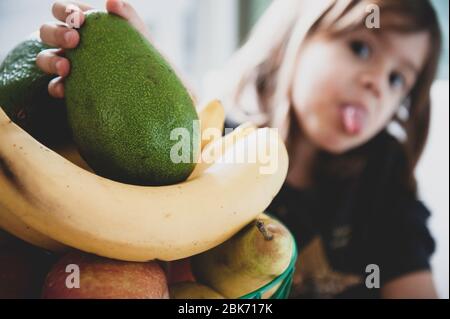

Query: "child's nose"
<box><xmin>359</xmin><ymin>70</ymin><xmax>384</xmax><ymax>100</ymax></box>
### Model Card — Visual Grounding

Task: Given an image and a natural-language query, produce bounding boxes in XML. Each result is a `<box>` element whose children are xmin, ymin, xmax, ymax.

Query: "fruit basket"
<box><xmin>239</xmin><ymin>217</ymin><xmax>298</xmax><ymax>300</ymax></box>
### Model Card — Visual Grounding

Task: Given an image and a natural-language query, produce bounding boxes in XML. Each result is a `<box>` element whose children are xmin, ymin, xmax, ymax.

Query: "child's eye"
<box><xmin>389</xmin><ymin>72</ymin><xmax>406</xmax><ymax>89</ymax></box>
<box><xmin>350</xmin><ymin>40</ymin><xmax>371</xmax><ymax>60</ymax></box>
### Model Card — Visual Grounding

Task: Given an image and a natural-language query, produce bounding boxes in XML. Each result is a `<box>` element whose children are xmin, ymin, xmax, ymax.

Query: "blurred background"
<box><xmin>0</xmin><ymin>0</ymin><xmax>448</xmax><ymax>298</ymax></box>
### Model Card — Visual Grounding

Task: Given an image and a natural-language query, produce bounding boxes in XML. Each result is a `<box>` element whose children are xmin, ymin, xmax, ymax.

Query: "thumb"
<box><xmin>106</xmin><ymin>0</ymin><xmax>151</xmax><ymax>40</ymax></box>
<box><xmin>106</xmin><ymin>0</ymin><xmax>135</xmax><ymax>21</ymax></box>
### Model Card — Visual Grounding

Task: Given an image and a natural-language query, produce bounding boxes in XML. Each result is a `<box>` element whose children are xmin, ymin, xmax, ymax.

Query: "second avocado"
<box><xmin>65</xmin><ymin>11</ymin><xmax>199</xmax><ymax>186</ymax></box>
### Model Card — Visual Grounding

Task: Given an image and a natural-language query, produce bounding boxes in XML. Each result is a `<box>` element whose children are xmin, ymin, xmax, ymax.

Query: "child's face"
<box><xmin>291</xmin><ymin>27</ymin><xmax>430</xmax><ymax>154</ymax></box>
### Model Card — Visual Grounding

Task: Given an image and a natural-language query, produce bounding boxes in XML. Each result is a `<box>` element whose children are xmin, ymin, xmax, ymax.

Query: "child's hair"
<box><xmin>206</xmin><ymin>0</ymin><xmax>442</xmax><ymax>194</ymax></box>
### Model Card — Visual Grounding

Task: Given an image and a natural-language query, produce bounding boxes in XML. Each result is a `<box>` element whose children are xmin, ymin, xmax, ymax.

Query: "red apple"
<box><xmin>42</xmin><ymin>251</ymin><xmax>169</xmax><ymax>299</ymax></box>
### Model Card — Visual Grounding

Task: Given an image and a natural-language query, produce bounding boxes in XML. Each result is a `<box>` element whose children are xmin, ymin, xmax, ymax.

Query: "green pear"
<box><xmin>191</xmin><ymin>215</ymin><xmax>293</xmax><ymax>298</ymax></box>
<box><xmin>169</xmin><ymin>282</ymin><xmax>225</xmax><ymax>299</ymax></box>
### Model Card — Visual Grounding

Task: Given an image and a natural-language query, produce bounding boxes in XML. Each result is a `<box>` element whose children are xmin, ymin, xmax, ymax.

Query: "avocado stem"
<box><xmin>256</xmin><ymin>219</ymin><xmax>274</xmax><ymax>241</ymax></box>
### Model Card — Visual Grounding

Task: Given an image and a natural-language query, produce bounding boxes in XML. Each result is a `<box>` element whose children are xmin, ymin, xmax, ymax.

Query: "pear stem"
<box><xmin>256</xmin><ymin>219</ymin><xmax>273</xmax><ymax>241</ymax></box>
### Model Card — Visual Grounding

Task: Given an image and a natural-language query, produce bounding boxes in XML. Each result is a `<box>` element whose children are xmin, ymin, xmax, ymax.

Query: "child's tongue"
<box><xmin>341</xmin><ymin>104</ymin><xmax>367</xmax><ymax>135</ymax></box>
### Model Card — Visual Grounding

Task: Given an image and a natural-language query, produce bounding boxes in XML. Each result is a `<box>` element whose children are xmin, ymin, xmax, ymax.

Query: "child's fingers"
<box><xmin>48</xmin><ymin>77</ymin><xmax>66</xmax><ymax>99</ymax></box>
<box><xmin>36</xmin><ymin>49</ymin><xmax>71</xmax><ymax>78</ymax></box>
<box><xmin>52</xmin><ymin>1</ymin><xmax>91</xmax><ymax>23</ymax></box>
<box><xmin>40</xmin><ymin>23</ymin><xmax>80</xmax><ymax>49</ymax></box>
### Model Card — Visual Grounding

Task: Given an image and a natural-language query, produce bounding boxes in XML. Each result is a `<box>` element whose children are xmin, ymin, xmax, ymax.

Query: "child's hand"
<box><xmin>36</xmin><ymin>0</ymin><xmax>152</xmax><ymax>98</ymax></box>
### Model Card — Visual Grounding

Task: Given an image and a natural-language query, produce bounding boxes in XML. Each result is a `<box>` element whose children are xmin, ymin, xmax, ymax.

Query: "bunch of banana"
<box><xmin>0</xmin><ymin>101</ymin><xmax>289</xmax><ymax>262</ymax></box>
<box><xmin>0</xmin><ymin>100</ymin><xmax>225</xmax><ymax>252</ymax></box>
<box><xmin>0</xmin><ymin>101</ymin><xmax>225</xmax><ymax>253</ymax></box>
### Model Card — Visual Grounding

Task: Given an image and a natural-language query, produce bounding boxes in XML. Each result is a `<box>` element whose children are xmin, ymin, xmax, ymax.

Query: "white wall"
<box><xmin>417</xmin><ymin>80</ymin><xmax>450</xmax><ymax>299</ymax></box>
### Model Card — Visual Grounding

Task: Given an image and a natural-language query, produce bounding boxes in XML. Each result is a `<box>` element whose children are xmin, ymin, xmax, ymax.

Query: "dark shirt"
<box><xmin>224</xmin><ymin>119</ymin><xmax>435</xmax><ymax>299</ymax></box>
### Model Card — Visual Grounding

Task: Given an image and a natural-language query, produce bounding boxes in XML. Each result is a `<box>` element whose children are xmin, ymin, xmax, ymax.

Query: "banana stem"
<box><xmin>256</xmin><ymin>219</ymin><xmax>273</xmax><ymax>241</ymax></box>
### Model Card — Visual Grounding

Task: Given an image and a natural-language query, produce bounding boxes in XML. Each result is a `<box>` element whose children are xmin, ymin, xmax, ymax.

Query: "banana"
<box><xmin>0</xmin><ymin>143</ymin><xmax>90</xmax><ymax>253</ymax></box>
<box><xmin>0</xmin><ymin>201</ymin><xmax>67</xmax><ymax>252</ymax></box>
<box><xmin>54</xmin><ymin>143</ymin><xmax>93</xmax><ymax>173</ymax></box>
<box><xmin>188</xmin><ymin>121</ymin><xmax>257</xmax><ymax>180</ymax></box>
<box><xmin>198</xmin><ymin>99</ymin><xmax>225</xmax><ymax>150</ymax></box>
<box><xmin>0</xmin><ymin>108</ymin><xmax>289</xmax><ymax>262</ymax></box>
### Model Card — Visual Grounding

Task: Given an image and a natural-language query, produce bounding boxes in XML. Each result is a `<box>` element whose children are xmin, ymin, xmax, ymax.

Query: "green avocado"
<box><xmin>65</xmin><ymin>11</ymin><xmax>200</xmax><ymax>186</ymax></box>
<box><xmin>0</xmin><ymin>35</ymin><xmax>71</xmax><ymax>147</ymax></box>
